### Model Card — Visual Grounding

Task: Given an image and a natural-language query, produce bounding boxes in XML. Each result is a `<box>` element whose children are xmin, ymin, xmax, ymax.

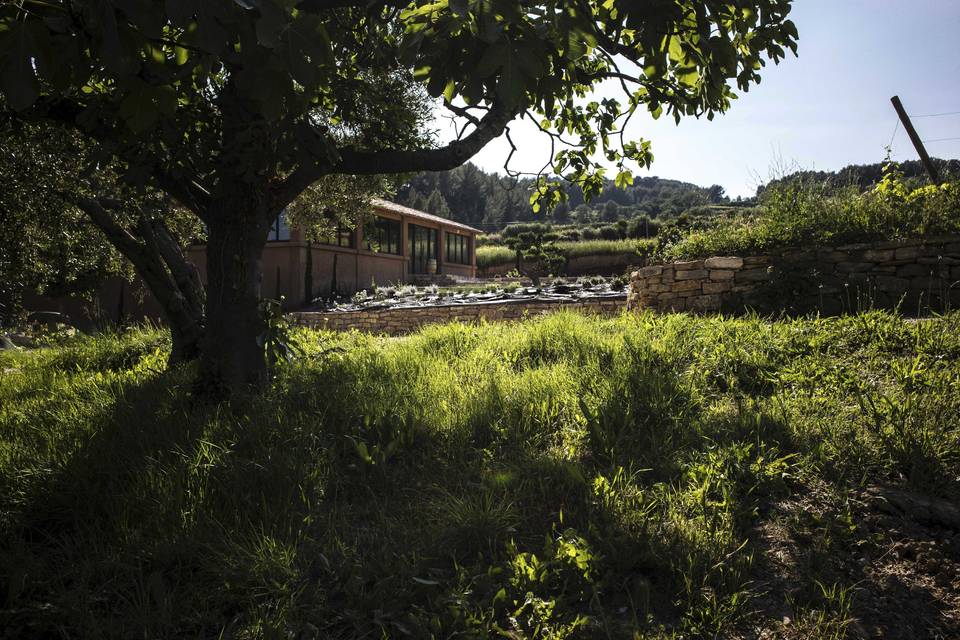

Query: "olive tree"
<box><xmin>0</xmin><ymin>0</ymin><xmax>797</xmax><ymax>391</ymax></box>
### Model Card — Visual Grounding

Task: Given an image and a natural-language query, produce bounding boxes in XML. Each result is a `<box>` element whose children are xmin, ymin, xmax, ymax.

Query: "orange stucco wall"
<box><xmin>185</xmin><ymin>207</ymin><xmax>478</xmax><ymax>308</ymax></box>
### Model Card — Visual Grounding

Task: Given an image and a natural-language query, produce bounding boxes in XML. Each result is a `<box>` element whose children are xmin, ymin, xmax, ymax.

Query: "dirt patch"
<box><xmin>747</xmin><ymin>480</ymin><xmax>960</xmax><ymax>639</ymax></box>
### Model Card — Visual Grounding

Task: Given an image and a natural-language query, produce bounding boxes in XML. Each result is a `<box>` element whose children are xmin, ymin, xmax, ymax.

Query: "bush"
<box><xmin>598</xmin><ymin>225</ymin><xmax>622</xmax><ymax>240</ymax></box>
<box><xmin>476</xmin><ymin>245</ymin><xmax>516</xmax><ymax>269</ymax></box>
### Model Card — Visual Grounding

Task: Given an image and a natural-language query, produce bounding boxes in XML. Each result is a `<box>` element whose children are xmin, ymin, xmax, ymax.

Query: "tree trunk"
<box><xmin>76</xmin><ymin>198</ymin><xmax>205</xmax><ymax>366</ymax></box>
<box><xmin>200</xmin><ymin>209</ymin><xmax>272</xmax><ymax>393</ymax></box>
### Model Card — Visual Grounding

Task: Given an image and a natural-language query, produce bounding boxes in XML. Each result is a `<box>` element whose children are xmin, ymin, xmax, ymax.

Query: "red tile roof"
<box><xmin>371</xmin><ymin>199</ymin><xmax>481</xmax><ymax>235</ymax></box>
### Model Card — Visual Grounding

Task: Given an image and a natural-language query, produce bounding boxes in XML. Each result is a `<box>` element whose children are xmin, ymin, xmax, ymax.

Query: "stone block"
<box><xmin>862</xmin><ymin>249</ymin><xmax>895</xmax><ymax>262</ymax></box>
<box><xmin>672</xmin><ymin>279</ymin><xmax>702</xmax><ymax>292</ymax></box>
<box><xmin>709</xmin><ymin>269</ymin><xmax>736</xmax><ymax>281</ymax></box>
<box><xmin>635</xmin><ymin>265</ymin><xmax>661</xmax><ymax>278</ymax></box>
<box><xmin>736</xmin><ymin>267</ymin><xmax>771</xmax><ymax>282</ymax></box>
<box><xmin>743</xmin><ymin>255</ymin><xmax>772</xmax><ymax>266</ymax></box>
<box><xmin>909</xmin><ymin>276</ymin><xmax>939</xmax><ymax>291</ymax></box>
<box><xmin>702</xmin><ymin>281</ymin><xmax>733</xmax><ymax>294</ymax></box>
<box><xmin>874</xmin><ymin>275</ymin><xmax>910</xmax><ymax>291</ymax></box>
<box><xmin>897</xmin><ymin>264</ymin><xmax>934</xmax><ymax>278</ymax></box>
<box><xmin>895</xmin><ymin>246</ymin><xmax>921</xmax><ymax>261</ymax></box>
<box><xmin>704</xmin><ymin>256</ymin><xmax>744</xmax><ymax>269</ymax></box>
<box><xmin>673</xmin><ymin>259</ymin><xmax>705</xmax><ymax>270</ymax></box>
<box><xmin>836</xmin><ymin>261</ymin><xmax>872</xmax><ymax>273</ymax></box>
<box><xmin>687</xmin><ymin>294</ymin><xmax>722</xmax><ymax>311</ymax></box>
<box><xmin>675</xmin><ymin>269</ymin><xmax>709</xmax><ymax>281</ymax></box>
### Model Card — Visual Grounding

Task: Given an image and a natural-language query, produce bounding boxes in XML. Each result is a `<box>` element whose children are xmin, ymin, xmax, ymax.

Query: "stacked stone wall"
<box><xmin>291</xmin><ymin>297</ymin><xmax>626</xmax><ymax>335</ymax></box>
<box><xmin>627</xmin><ymin>236</ymin><xmax>960</xmax><ymax>314</ymax></box>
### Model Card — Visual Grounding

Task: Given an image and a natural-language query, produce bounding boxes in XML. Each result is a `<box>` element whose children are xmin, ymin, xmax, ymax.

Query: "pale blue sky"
<box><xmin>441</xmin><ymin>1</ymin><xmax>960</xmax><ymax>197</ymax></box>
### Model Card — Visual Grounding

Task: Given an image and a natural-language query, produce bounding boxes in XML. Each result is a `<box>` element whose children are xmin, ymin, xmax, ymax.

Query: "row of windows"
<box><xmin>365</xmin><ymin>217</ymin><xmax>402</xmax><ymax>255</ymax></box>
<box><xmin>445</xmin><ymin>233</ymin><xmax>471</xmax><ymax>265</ymax></box>
<box><xmin>268</xmin><ymin>214</ymin><xmax>470</xmax><ymax>264</ymax></box>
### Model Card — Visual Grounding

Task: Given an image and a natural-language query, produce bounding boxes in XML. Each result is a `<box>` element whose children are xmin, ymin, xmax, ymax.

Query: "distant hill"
<box><xmin>758</xmin><ymin>158</ymin><xmax>960</xmax><ymax>196</ymax></box>
<box><xmin>394</xmin><ymin>163</ymin><xmax>731</xmax><ymax>232</ymax></box>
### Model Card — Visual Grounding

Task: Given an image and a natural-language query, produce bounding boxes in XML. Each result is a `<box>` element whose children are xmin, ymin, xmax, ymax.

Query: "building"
<box><xmin>187</xmin><ymin>199</ymin><xmax>480</xmax><ymax>306</ymax></box>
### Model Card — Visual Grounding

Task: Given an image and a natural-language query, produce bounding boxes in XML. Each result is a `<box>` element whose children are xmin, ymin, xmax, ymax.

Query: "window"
<box><xmin>268</xmin><ymin>211</ymin><xmax>291</xmax><ymax>241</ymax></box>
<box><xmin>408</xmin><ymin>224</ymin><xmax>438</xmax><ymax>274</ymax></box>
<box><xmin>318</xmin><ymin>221</ymin><xmax>355</xmax><ymax>248</ymax></box>
<box><xmin>445</xmin><ymin>232</ymin><xmax>471</xmax><ymax>265</ymax></box>
<box><xmin>366</xmin><ymin>216</ymin><xmax>401</xmax><ymax>255</ymax></box>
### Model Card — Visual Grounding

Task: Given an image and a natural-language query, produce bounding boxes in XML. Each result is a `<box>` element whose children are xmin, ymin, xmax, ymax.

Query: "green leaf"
<box><xmin>442</xmin><ymin>78</ymin><xmax>456</xmax><ymax>102</ymax></box>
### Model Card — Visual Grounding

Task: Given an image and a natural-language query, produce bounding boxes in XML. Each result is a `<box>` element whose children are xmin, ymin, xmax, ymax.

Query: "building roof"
<box><xmin>371</xmin><ymin>199</ymin><xmax>482</xmax><ymax>235</ymax></box>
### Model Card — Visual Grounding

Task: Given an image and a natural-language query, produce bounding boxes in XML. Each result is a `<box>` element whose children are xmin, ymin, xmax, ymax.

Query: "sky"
<box><xmin>434</xmin><ymin>1</ymin><xmax>960</xmax><ymax>198</ymax></box>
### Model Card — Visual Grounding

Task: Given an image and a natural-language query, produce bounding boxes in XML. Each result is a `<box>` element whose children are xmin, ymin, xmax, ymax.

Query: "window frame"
<box><xmin>365</xmin><ymin>216</ymin><xmax>402</xmax><ymax>255</ymax></box>
<box><xmin>445</xmin><ymin>232</ymin><xmax>471</xmax><ymax>265</ymax></box>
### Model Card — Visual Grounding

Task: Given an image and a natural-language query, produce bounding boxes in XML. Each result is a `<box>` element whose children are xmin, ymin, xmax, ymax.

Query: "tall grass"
<box><xmin>662</xmin><ymin>172</ymin><xmax>960</xmax><ymax>260</ymax></box>
<box><xmin>1</xmin><ymin>311</ymin><xmax>959</xmax><ymax>637</ymax></box>
<box><xmin>477</xmin><ymin>238</ymin><xmax>652</xmax><ymax>269</ymax></box>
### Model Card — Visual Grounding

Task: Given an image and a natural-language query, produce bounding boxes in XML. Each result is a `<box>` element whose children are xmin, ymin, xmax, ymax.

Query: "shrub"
<box><xmin>476</xmin><ymin>245</ymin><xmax>516</xmax><ymax>269</ymax></box>
<box><xmin>598</xmin><ymin>225</ymin><xmax>622</xmax><ymax>240</ymax></box>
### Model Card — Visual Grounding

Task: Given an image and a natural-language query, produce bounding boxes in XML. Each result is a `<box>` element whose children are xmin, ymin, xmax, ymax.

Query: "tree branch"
<box><xmin>334</xmin><ymin>103</ymin><xmax>514</xmax><ymax>175</ymax></box>
<box><xmin>274</xmin><ymin>102</ymin><xmax>514</xmax><ymax>207</ymax></box>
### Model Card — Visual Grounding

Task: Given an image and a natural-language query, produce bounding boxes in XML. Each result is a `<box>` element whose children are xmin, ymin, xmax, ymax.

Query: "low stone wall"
<box><xmin>628</xmin><ymin>236</ymin><xmax>960</xmax><ymax>314</ymax></box>
<box><xmin>291</xmin><ymin>297</ymin><xmax>627</xmax><ymax>335</ymax></box>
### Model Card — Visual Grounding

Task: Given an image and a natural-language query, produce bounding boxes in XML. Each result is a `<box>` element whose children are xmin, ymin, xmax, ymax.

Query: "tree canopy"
<box><xmin>0</xmin><ymin>0</ymin><xmax>798</xmax><ymax>390</ymax></box>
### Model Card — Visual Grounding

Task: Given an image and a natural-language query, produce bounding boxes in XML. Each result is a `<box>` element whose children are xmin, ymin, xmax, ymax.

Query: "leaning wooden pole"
<box><xmin>890</xmin><ymin>95</ymin><xmax>941</xmax><ymax>184</ymax></box>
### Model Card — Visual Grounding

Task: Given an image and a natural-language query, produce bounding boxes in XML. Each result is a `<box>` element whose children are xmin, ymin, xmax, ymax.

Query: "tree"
<box><xmin>602</xmin><ymin>200</ymin><xmax>620</xmax><ymax>222</ymax></box>
<box><xmin>0</xmin><ymin>1</ymin><xmax>797</xmax><ymax>391</ymax></box>
<box><xmin>505</xmin><ymin>231</ymin><xmax>565</xmax><ymax>286</ymax></box>
<box><xmin>424</xmin><ymin>189</ymin><xmax>451</xmax><ymax>218</ymax></box>
<box><xmin>707</xmin><ymin>184</ymin><xmax>727</xmax><ymax>203</ymax></box>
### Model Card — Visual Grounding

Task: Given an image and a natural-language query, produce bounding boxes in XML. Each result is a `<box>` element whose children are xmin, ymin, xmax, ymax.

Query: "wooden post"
<box><xmin>890</xmin><ymin>95</ymin><xmax>941</xmax><ymax>184</ymax></box>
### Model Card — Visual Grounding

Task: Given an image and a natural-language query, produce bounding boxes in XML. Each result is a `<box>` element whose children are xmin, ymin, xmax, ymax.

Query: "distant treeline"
<box><xmin>393</xmin><ymin>162</ymin><xmax>730</xmax><ymax>231</ymax></box>
<box><xmin>394</xmin><ymin>158</ymin><xmax>960</xmax><ymax>233</ymax></box>
<box><xmin>758</xmin><ymin>158</ymin><xmax>960</xmax><ymax>194</ymax></box>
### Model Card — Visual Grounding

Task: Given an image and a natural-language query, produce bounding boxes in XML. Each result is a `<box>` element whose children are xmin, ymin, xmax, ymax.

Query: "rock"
<box><xmin>674</xmin><ymin>269</ymin><xmax>708</xmax><ymax>281</ymax></box>
<box><xmin>0</xmin><ymin>334</ymin><xmax>18</xmax><ymax>350</ymax></box>
<box><xmin>673</xmin><ymin>259</ymin><xmax>705</xmax><ymax>271</ymax></box>
<box><xmin>704</xmin><ymin>256</ymin><xmax>744</xmax><ymax>269</ymax></box>
<box><xmin>709</xmin><ymin>269</ymin><xmax>736</xmax><ymax>281</ymax></box>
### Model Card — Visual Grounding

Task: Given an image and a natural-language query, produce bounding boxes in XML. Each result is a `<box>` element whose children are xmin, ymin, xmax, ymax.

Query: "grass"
<box><xmin>661</xmin><ymin>171</ymin><xmax>960</xmax><ymax>260</ymax></box>
<box><xmin>1</xmin><ymin>311</ymin><xmax>959</xmax><ymax>637</ymax></box>
<box><xmin>477</xmin><ymin>239</ymin><xmax>653</xmax><ymax>269</ymax></box>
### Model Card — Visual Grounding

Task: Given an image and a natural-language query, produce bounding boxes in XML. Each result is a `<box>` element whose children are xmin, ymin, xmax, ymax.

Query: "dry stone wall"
<box><xmin>291</xmin><ymin>297</ymin><xmax>626</xmax><ymax>335</ymax></box>
<box><xmin>628</xmin><ymin>236</ymin><xmax>960</xmax><ymax>314</ymax></box>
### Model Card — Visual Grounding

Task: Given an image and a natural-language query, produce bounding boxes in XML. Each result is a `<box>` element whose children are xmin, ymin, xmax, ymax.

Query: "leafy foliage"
<box><xmin>0</xmin><ymin>119</ymin><xmax>200</xmax><ymax>325</ymax></box>
<box><xmin>661</xmin><ymin>164</ymin><xmax>960</xmax><ymax>259</ymax></box>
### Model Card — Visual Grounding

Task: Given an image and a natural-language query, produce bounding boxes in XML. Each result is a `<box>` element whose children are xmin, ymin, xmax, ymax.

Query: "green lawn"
<box><xmin>2</xmin><ymin>311</ymin><xmax>959</xmax><ymax>638</ymax></box>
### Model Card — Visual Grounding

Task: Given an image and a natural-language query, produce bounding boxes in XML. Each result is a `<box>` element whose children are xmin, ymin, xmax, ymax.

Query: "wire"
<box><xmin>920</xmin><ymin>136</ymin><xmax>960</xmax><ymax>143</ymax></box>
<box><xmin>887</xmin><ymin>118</ymin><xmax>900</xmax><ymax>149</ymax></box>
<box><xmin>910</xmin><ymin>110</ymin><xmax>960</xmax><ymax>118</ymax></box>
